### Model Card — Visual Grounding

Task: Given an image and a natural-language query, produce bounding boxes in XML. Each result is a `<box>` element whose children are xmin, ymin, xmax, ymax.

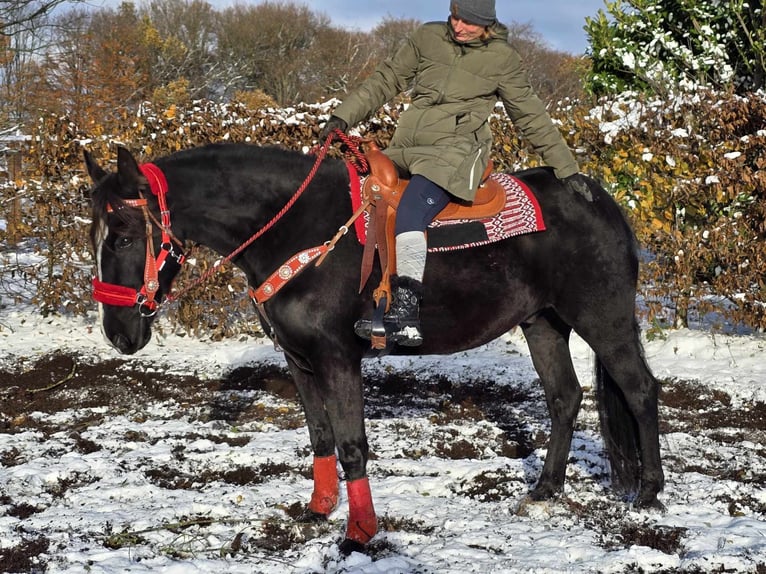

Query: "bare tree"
<box><xmin>38</xmin><ymin>9</ymin><xmax>93</xmax><ymax>123</ymax></box>
<box><xmin>26</xmin><ymin>3</ymin><xmax>151</xmax><ymax>126</ymax></box>
<box><xmin>144</xmin><ymin>0</ymin><xmax>220</xmax><ymax>99</ymax></box>
<box><xmin>305</xmin><ymin>26</ymin><xmax>378</xmax><ymax>99</ymax></box>
<box><xmin>1</xmin><ymin>1</ymin><xmax>94</xmax><ymax>131</ymax></box>
<box><xmin>216</xmin><ymin>1</ymin><xmax>332</xmax><ymax>104</ymax></box>
<box><xmin>0</xmin><ymin>17</ymin><xmax>52</xmax><ymax>129</ymax></box>
<box><xmin>507</xmin><ymin>22</ymin><xmax>585</xmax><ymax>103</ymax></box>
<box><xmin>370</xmin><ymin>16</ymin><xmax>420</xmax><ymax>60</ymax></box>
<box><xmin>1</xmin><ymin>0</ymin><xmax>88</xmax><ymax>35</ymax></box>
<box><xmin>215</xmin><ymin>2</ymin><xmax>412</xmax><ymax>105</ymax></box>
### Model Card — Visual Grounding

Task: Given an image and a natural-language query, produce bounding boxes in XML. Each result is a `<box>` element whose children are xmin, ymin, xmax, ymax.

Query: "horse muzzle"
<box><xmin>102</xmin><ymin>316</ymin><xmax>153</xmax><ymax>355</ymax></box>
<box><xmin>96</xmin><ymin>295</ymin><xmax>155</xmax><ymax>355</ymax></box>
<box><xmin>109</xmin><ymin>332</ymin><xmax>143</xmax><ymax>355</ymax></box>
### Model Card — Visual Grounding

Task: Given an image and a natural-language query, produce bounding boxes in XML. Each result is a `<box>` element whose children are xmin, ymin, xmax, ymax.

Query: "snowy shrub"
<box><xmin>555</xmin><ymin>90</ymin><xmax>766</xmax><ymax>330</ymax></box>
<box><xmin>1</xmin><ymin>92</ymin><xmax>764</xmax><ymax>332</ymax></box>
<box><xmin>585</xmin><ymin>0</ymin><xmax>765</xmax><ymax>96</ymax></box>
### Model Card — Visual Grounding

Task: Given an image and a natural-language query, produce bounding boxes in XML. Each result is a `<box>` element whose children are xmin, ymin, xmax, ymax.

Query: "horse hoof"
<box><xmin>515</xmin><ymin>495</ymin><xmax>555</xmax><ymax>517</ymax></box>
<box><xmin>635</xmin><ymin>495</ymin><xmax>666</xmax><ymax>512</ymax></box>
<box><xmin>339</xmin><ymin>538</ymin><xmax>367</xmax><ymax>556</ymax></box>
<box><xmin>528</xmin><ymin>483</ymin><xmax>560</xmax><ymax>502</ymax></box>
<box><xmin>297</xmin><ymin>508</ymin><xmax>329</xmax><ymax>523</ymax></box>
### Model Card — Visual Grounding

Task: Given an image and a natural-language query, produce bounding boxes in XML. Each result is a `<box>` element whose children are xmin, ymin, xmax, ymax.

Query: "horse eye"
<box><xmin>115</xmin><ymin>236</ymin><xmax>133</xmax><ymax>250</ymax></box>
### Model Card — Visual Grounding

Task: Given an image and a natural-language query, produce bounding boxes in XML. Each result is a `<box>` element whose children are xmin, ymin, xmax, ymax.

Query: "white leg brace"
<box><xmin>395</xmin><ymin>231</ymin><xmax>427</xmax><ymax>282</ymax></box>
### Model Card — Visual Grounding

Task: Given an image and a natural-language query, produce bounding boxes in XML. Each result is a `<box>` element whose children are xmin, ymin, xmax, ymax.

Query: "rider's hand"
<box><xmin>319</xmin><ymin>116</ymin><xmax>348</xmax><ymax>141</ymax></box>
<box><xmin>561</xmin><ymin>173</ymin><xmax>594</xmax><ymax>202</ymax></box>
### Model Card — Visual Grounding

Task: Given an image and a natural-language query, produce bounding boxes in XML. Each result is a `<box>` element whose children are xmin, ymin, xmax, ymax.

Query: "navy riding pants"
<box><xmin>394</xmin><ymin>175</ymin><xmax>451</xmax><ymax>235</ymax></box>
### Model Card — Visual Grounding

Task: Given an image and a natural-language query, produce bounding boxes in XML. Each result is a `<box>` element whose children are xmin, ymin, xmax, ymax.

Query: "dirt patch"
<box><xmin>0</xmin><ymin>351</ymin><xmax>304</xmax><ymax>435</ymax></box>
<box><xmin>0</xmin><ymin>351</ymin><xmax>213</xmax><ymax>434</ymax></box>
<box><xmin>661</xmin><ymin>378</ymin><xmax>766</xmax><ymax>434</ymax></box>
<box><xmin>144</xmin><ymin>461</ymin><xmax>294</xmax><ymax>489</ymax></box>
<box><xmin>364</xmin><ymin>370</ymin><xmax>545</xmax><ymax>458</ymax></box>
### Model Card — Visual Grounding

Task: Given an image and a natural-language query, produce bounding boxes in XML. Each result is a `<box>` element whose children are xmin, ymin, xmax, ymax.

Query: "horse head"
<box><xmin>85</xmin><ymin>146</ymin><xmax>185</xmax><ymax>354</ymax></box>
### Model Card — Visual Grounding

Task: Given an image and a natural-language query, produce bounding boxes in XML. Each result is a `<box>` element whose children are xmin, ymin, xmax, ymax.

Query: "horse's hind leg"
<box><xmin>584</xmin><ymin>320</ymin><xmax>664</xmax><ymax>507</ymax></box>
<box><xmin>285</xmin><ymin>356</ymin><xmax>339</xmax><ymax>518</ymax></box>
<box><xmin>521</xmin><ymin>311</ymin><xmax>583</xmax><ymax>500</ymax></box>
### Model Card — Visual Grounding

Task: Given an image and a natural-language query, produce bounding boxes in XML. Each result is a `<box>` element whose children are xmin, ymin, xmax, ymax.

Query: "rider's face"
<box><xmin>450</xmin><ymin>14</ymin><xmax>486</xmax><ymax>42</ymax></box>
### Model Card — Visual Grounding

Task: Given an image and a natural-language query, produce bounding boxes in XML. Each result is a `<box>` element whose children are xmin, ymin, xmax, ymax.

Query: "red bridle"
<box><xmin>92</xmin><ymin>163</ymin><xmax>185</xmax><ymax>316</ymax></box>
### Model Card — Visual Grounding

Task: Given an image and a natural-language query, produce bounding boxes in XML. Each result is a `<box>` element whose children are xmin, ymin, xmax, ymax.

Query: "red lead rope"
<box><xmin>165</xmin><ymin>130</ymin><xmax>366</xmax><ymax>304</ymax></box>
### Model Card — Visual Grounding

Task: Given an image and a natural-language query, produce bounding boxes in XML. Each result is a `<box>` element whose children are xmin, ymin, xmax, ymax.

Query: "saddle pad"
<box><xmin>348</xmin><ymin>169</ymin><xmax>546</xmax><ymax>252</ymax></box>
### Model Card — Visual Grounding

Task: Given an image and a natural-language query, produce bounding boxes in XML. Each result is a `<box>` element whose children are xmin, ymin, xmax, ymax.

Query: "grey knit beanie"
<box><xmin>451</xmin><ymin>0</ymin><xmax>496</xmax><ymax>26</ymax></box>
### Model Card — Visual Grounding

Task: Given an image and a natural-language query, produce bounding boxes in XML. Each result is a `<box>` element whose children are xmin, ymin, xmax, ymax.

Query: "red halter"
<box><xmin>92</xmin><ymin>163</ymin><xmax>185</xmax><ymax>315</ymax></box>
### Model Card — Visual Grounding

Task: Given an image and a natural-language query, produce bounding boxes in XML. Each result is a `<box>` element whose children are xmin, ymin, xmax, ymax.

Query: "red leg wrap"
<box><xmin>345</xmin><ymin>477</ymin><xmax>378</xmax><ymax>544</ymax></box>
<box><xmin>308</xmin><ymin>455</ymin><xmax>339</xmax><ymax>516</ymax></box>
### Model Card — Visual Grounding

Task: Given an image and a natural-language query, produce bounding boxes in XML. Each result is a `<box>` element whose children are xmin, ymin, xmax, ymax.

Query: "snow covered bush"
<box><xmin>585</xmin><ymin>0</ymin><xmax>765</xmax><ymax>96</ymax></box>
<box><xmin>556</xmin><ymin>90</ymin><xmax>766</xmax><ymax>330</ymax></box>
<box><xmin>1</xmin><ymin>91</ymin><xmax>764</xmax><ymax>332</ymax></box>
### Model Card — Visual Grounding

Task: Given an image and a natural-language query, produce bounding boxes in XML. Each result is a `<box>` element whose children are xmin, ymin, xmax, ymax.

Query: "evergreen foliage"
<box><xmin>585</xmin><ymin>0</ymin><xmax>766</xmax><ymax>95</ymax></box>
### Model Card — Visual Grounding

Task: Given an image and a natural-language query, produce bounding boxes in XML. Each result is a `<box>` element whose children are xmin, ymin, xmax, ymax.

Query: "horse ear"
<box><xmin>116</xmin><ymin>146</ymin><xmax>146</xmax><ymax>190</ymax></box>
<box><xmin>83</xmin><ymin>150</ymin><xmax>107</xmax><ymax>183</ymax></box>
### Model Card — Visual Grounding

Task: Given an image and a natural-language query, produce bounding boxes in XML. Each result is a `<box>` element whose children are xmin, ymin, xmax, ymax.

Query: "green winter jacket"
<box><xmin>333</xmin><ymin>20</ymin><xmax>579</xmax><ymax>201</ymax></box>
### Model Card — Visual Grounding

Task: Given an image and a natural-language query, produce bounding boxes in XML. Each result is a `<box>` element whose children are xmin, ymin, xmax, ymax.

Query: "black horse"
<box><xmin>85</xmin><ymin>143</ymin><xmax>663</xmax><ymax>552</ymax></box>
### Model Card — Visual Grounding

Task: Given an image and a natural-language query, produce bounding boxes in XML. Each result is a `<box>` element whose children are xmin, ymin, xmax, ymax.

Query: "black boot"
<box><xmin>355</xmin><ymin>275</ymin><xmax>424</xmax><ymax>346</ymax></box>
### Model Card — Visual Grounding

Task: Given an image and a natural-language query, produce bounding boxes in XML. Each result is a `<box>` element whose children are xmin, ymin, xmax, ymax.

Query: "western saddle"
<box><xmin>358</xmin><ymin>141</ymin><xmax>505</xmax><ymax>349</ymax></box>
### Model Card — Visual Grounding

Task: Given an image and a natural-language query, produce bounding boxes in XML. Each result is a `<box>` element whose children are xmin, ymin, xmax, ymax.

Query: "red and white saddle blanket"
<box><xmin>349</xmin><ymin>171</ymin><xmax>546</xmax><ymax>252</ymax></box>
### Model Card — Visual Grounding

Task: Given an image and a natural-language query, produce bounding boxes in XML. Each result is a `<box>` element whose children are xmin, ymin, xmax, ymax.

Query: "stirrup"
<box><xmin>354</xmin><ymin>319</ymin><xmax>423</xmax><ymax>347</ymax></box>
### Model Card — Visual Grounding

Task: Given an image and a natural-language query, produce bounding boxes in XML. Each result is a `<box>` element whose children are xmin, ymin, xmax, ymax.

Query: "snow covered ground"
<box><xmin>0</xmin><ymin>308</ymin><xmax>765</xmax><ymax>573</ymax></box>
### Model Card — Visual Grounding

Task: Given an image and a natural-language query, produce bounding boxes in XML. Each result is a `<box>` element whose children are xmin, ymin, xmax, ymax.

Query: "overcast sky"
<box><xmin>94</xmin><ymin>0</ymin><xmax>608</xmax><ymax>54</ymax></box>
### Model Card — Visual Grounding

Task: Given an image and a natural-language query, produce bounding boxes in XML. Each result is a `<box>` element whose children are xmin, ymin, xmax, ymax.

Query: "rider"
<box><xmin>320</xmin><ymin>0</ymin><xmax>592</xmax><ymax>346</ymax></box>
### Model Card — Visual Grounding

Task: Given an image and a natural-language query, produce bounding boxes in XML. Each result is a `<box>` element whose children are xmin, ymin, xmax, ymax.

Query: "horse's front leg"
<box><xmin>287</xmin><ymin>354</ymin><xmax>377</xmax><ymax>551</ymax></box>
<box><xmin>285</xmin><ymin>356</ymin><xmax>339</xmax><ymax>519</ymax></box>
<box><xmin>315</xmin><ymin>358</ymin><xmax>377</xmax><ymax>552</ymax></box>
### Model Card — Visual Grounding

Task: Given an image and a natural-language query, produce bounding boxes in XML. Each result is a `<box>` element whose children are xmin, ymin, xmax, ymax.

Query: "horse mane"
<box><xmin>88</xmin><ymin>142</ymin><xmax>339</xmax><ymax>251</ymax></box>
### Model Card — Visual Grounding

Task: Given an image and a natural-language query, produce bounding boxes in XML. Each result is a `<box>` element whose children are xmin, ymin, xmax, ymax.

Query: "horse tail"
<box><xmin>595</xmin><ymin>355</ymin><xmax>641</xmax><ymax>495</ymax></box>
